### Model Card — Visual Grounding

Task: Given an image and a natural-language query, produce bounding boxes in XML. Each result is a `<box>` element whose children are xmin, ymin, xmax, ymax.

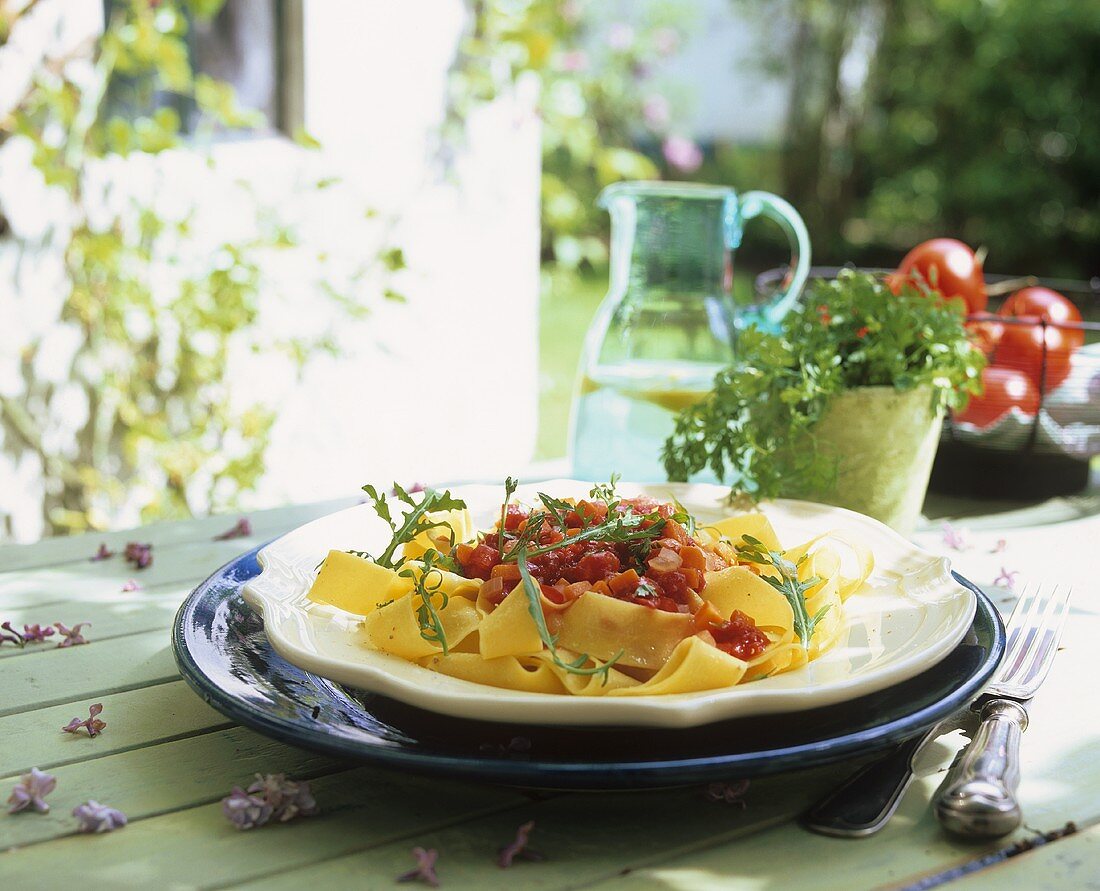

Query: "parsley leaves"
<box><xmin>662</xmin><ymin>269</ymin><xmax>985</xmax><ymax>501</ymax></box>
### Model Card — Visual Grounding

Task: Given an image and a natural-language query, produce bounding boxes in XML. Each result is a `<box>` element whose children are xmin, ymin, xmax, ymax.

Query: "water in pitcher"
<box><xmin>571</xmin><ymin>360</ymin><xmax>723</xmax><ymax>482</ymax></box>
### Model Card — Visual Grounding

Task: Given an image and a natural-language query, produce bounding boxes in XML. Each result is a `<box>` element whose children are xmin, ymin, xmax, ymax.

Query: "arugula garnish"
<box><xmin>589</xmin><ymin>473</ymin><xmax>621</xmax><ymax>505</ymax></box>
<box><xmin>514</xmin><ymin>544</ymin><xmax>622</xmax><ymax>683</ymax></box>
<box><xmin>734</xmin><ymin>535</ymin><xmax>830</xmax><ymax>649</ymax></box>
<box><xmin>504</xmin><ymin>508</ymin><xmax>665</xmax><ymax>561</ymax></box>
<box><xmin>361</xmin><ymin>482</ymin><xmax>466</xmax><ymax>570</ymax></box>
<box><xmin>399</xmin><ymin>548</ymin><xmax>451</xmax><ymax>653</ymax></box>
<box><xmin>535</xmin><ymin>491</ymin><xmax>576</xmax><ymax>531</ymax></box>
<box><xmin>498</xmin><ymin>476</ymin><xmax>519</xmax><ymax>554</ymax></box>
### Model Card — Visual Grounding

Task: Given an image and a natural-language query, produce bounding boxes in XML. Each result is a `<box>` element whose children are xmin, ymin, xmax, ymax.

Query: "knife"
<box><xmin>803</xmin><ymin>711</ymin><xmax>973</xmax><ymax>838</ymax></box>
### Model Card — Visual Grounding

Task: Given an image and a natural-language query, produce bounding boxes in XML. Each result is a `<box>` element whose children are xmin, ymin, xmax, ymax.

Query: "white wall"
<box><xmin>251</xmin><ymin>0</ymin><xmax>541</xmax><ymax>504</ymax></box>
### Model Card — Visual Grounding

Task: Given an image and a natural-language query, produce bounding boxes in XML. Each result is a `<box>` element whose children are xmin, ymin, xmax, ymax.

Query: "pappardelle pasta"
<box><xmin>307</xmin><ymin>479</ymin><xmax>874</xmax><ymax>697</ymax></box>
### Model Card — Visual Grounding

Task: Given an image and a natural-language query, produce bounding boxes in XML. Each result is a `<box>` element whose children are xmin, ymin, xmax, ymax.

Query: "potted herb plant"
<box><xmin>662</xmin><ymin>269</ymin><xmax>985</xmax><ymax>534</ymax></box>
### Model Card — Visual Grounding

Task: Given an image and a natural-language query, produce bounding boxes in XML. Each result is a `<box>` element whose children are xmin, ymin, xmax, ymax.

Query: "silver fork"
<box><xmin>933</xmin><ymin>583</ymin><xmax>1073</xmax><ymax>839</ymax></box>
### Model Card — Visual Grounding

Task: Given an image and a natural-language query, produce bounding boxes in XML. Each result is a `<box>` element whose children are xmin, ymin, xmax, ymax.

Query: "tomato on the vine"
<box><xmin>998</xmin><ymin>287</ymin><xmax>1084</xmax><ymax>350</ymax></box>
<box><xmin>890</xmin><ymin>238</ymin><xmax>988</xmax><ymax>314</ymax></box>
<box><xmin>994</xmin><ymin>317</ymin><xmax>1074</xmax><ymax>391</ymax></box>
<box><xmin>954</xmin><ymin>367</ymin><xmax>1039</xmax><ymax>428</ymax></box>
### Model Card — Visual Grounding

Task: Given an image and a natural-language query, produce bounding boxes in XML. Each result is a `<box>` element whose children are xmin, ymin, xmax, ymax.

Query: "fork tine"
<box><xmin>998</xmin><ymin>585</ymin><xmax>1031</xmax><ymax>659</ymax></box>
<box><xmin>998</xmin><ymin>585</ymin><xmax>1044</xmax><ymax>681</ymax></box>
<box><xmin>1016</xmin><ymin>586</ymin><xmax>1072</xmax><ymax>691</ymax></box>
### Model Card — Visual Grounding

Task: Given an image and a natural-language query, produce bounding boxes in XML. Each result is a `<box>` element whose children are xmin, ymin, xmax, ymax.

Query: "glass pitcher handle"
<box><xmin>738</xmin><ymin>191</ymin><xmax>812</xmax><ymax>329</ymax></box>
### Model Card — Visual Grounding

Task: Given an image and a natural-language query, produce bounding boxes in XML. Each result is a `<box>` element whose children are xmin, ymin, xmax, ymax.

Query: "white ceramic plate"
<box><xmin>243</xmin><ymin>480</ymin><xmax>975</xmax><ymax>729</ymax></box>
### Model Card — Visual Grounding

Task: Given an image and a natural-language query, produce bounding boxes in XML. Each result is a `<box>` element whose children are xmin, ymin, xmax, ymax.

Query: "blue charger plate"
<box><xmin>173</xmin><ymin>545</ymin><xmax>1005</xmax><ymax>791</ymax></box>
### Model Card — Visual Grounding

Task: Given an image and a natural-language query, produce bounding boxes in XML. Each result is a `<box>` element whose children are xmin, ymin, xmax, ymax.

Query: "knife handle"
<box><xmin>803</xmin><ymin>727</ymin><xmax>935</xmax><ymax>837</ymax></box>
<box><xmin>933</xmin><ymin>699</ymin><xmax>1027</xmax><ymax>839</ymax></box>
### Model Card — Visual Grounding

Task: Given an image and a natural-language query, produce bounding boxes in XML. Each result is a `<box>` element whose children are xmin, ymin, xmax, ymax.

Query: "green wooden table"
<box><xmin>2</xmin><ymin>490</ymin><xmax>1099</xmax><ymax>890</ymax></box>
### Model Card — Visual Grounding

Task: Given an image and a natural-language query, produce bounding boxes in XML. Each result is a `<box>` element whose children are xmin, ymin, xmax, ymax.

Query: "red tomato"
<box><xmin>994</xmin><ymin>317</ymin><xmax>1074</xmax><ymax>391</ymax></box>
<box><xmin>891</xmin><ymin>238</ymin><xmax>988</xmax><ymax>313</ymax></box>
<box><xmin>966</xmin><ymin>311</ymin><xmax>1004</xmax><ymax>358</ymax></box>
<box><xmin>954</xmin><ymin>367</ymin><xmax>1039</xmax><ymax>428</ymax></box>
<box><xmin>998</xmin><ymin>286</ymin><xmax>1084</xmax><ymax>350</ymax></box>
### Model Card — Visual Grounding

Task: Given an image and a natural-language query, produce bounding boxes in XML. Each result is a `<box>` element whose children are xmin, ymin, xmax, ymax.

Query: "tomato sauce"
<box><xmin>453</xmin><ymin>495</ymin><xmax>768</xmax><ymax>659</ymax></box>
<box><xmin>710</xmin><ymin>610</ymin><xmax>770</xmax><ymax>661</ymax></box>
<box><xmin>458</xmin><ymin>498</ymin><xmax>716</xmax><ymax>611</ymax></box>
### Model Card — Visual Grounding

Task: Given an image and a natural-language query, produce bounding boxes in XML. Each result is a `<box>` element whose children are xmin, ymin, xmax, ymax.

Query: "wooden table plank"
<box><xmin>0</xmin><ymin>589</ymin><xmax>183</xmax><ymax>659</ymax></box>
<box><xmin>225</xmin><ymin>771</ymin><xmax>840</xmax><ymax>891</ymax></box>
<box><xmin>944</xmin><ymin>821</ymin><xmax>1100</xmax><ymax>891</ymax></box>
<box><xmin>0</xmin><ymin>681</ymin><xmax>231</xmax><ymax>777</ymax></box>
<box><xmin>0</xmin><ymin>536</ymin><xmax>267</xmax><ymax>611</ymax></box>
<box><xmin>230</xmin><ymin>750</ymin><xmax>1097</xmax><ymax>891</ymax></box>
<box><xmin>0</xmin><ymin>725</ymin><xmax>345</xmax><ymax>849</ymax></box>
<box><xmin>0</xmin><ymin>629</ymin><xmax>178</xmax><ymax>716</ymax></box>
<box><xmin>0</xmin><ymin>767</ymin><xmax>527</xmax><ymax>888</ymax></box>
<box><xmin>0</xmin><ymin>498</ymin><xmax>356</xmax><ymax>574</ymax></box>
<box><xmin>575</xmin><ymin>790</ymin><xmax>1026</xmax><ymax>891</ymax></box>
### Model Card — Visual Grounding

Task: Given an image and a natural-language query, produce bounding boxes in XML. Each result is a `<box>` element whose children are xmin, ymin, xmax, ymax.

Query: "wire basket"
<box><xmin>755</xmin><ymin>267</ymin><xmax>1100</xmax><ymax>499</ymax></box>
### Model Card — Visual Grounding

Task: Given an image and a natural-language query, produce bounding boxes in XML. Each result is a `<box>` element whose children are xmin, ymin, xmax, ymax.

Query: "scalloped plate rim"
<box><xmin>243</xmin><ymin>481</ymin><xmax>976</xmax><ymax>729</ymax></box>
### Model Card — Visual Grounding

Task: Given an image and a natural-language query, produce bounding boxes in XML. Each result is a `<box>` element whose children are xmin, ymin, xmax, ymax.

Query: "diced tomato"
<box><xmin>711</xmin><ymin>610</ymin><xmax>770</xmax><ymax>661</ymax></box>
<box><xmin>459</xmin><ymin>542</ymin><xmax>500</xmax><ymax>580</ymax></box>
<box><xmin>574</xmin><ymin>550</ymin><xmax>621</xmax><ymax>583</ymax></box>
<box><xmin>467</xmin><ymin>495</ymin><xmax>723</xmax><ymax>617</ymax></box>
<box><xmin>651</xmin><ymin>570</ymin><xmax>690</xmax><ymax>600</ymax></box>
<box><xmin>628</xmin><ymin>590</ymin><xmax>682</xmax><ymax>612</ymax></box>
<box><xmin>541</xmin><ymin>528</ymin><xmax>566</xmax><ymax>546</ymax></box>
<box><xmin>502</xmin><ymin>504</ymin><xmax>528</xmax><ymax>531</ymax></box>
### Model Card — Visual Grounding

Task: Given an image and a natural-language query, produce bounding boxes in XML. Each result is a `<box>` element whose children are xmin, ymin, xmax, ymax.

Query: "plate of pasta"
<box><xmin>240</xmin><ymin>478</ymin><xmax>976</xmax><ymax>728</ymax></box>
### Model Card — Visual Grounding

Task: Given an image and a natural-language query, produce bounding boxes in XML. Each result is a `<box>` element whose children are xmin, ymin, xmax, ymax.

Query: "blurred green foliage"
<box><xmin>454</xmin><ymin>0</ymin><xmax>1097</xmax><ymax>279</ymax></box>
<box><xmin>0</xmin><ymin>0</ymin><xmax>385</xmax><ymax>535</ymax></box>
<box><xmin>853</xmin><ymin>0</ymin><xmax>1100</xmax><ymax>277</ymax></box>
<box><xmin>448</xmin><ymin>0</ymin><xmax>697</xmax><ymax>268</ymax></box>
<box><xmin>716</xmin><ymin>0</ymin><xmax>1100</xmax><ymax>277</ymax></box>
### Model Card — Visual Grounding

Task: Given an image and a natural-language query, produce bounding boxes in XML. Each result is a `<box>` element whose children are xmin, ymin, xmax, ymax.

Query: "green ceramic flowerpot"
<box><xmin>792</xmin><ymin>385</ymin><xmax>944</xmax><ymax>536</ymax></box>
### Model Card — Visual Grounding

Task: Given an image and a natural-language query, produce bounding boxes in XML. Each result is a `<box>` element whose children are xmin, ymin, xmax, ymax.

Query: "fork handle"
<box><xmin>933</xmin><ymin>699</ymin><xmax>1028</xmax><ymax>839</ymax></box>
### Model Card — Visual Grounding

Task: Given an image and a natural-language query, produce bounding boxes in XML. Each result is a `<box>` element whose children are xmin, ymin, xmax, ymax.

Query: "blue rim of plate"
<box><xmin>173</xmin><ymin>544</ymin><xmax>1005</xmax><ymax>790</ymax></box>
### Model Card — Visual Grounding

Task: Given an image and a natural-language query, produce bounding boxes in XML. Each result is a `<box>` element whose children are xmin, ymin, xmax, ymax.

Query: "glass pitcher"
<box><xmin>569</xmin><ymin>181</ymin><xmax>811</xmax><ymax>483</ymax></box>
